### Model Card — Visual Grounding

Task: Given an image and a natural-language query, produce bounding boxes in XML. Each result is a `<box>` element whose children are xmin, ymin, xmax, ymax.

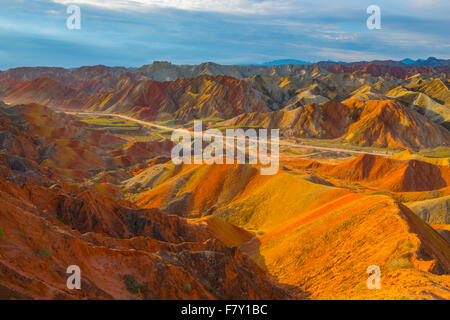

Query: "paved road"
<box><xmin>64</xmin><ymin>111</ymin><xmax>392</xmax><ymax>157</ymax></box>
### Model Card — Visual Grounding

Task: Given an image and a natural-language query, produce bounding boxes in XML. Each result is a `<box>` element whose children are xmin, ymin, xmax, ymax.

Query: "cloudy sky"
<box><xmin>0</xmin><ymin>0</ymin><xmax>449</xmax><ymax>69</ymax></box>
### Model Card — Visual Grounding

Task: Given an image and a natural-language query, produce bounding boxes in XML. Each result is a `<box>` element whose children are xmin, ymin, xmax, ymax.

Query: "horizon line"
<box><xmin>2</xmin><ymin>56</ymin><xmax>449</xmax><ymax>72</ymax></box>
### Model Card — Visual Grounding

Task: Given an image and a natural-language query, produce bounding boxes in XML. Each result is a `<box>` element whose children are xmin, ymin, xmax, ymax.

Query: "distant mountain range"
<box><xmin>259</xmin><ymin>57</ymin><xmax>450</xmax><ymax>68</ymax></box>
<box><xmin>261</xmin><ymin>59</ymin><xmax>312</xmax><ymax>66</ymax></box>
<box><xmin>1</xmin><ymin>58</ymin><xmax>449</xmax><ymax>73</ymax></box>
<box><xmin>1</xmin><ymin>57</ymin><xmax>449</xmax><ymax>147</ymax></box>
<box><xmin>400</xmin><ymin>57</ymin><xmax>450</xmax><ymax>67</ymax></box>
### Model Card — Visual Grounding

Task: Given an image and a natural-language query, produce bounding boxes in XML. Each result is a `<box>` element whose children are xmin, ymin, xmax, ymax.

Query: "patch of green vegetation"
<box><xmin>154</xmin><ymin>119</ymin><xmax>178</xmax><ymax>127</ymax></box>
<box><xmin>124</xmin><ymin>274</ymin><xmax>147</xmax><ymax>295</ymax></box>
<box><xmin>188</xmin><ymin>117</ymin><xmax>224</xmax><ymax>124</ymax></box>
<box><xmin>81</xmin><ymin>117</ymin><xmax>141</xmax><ymax>130</ymax></box>
<box><xmin>38</xmin><ymin>249</ymin><xmax>51</xmax><ymax>257</ymax></box>
<box><xmin>0</xmin><ymin>227</ymin><xmax>3</xmax><ymax>241</ymax></box>
<box><xmin>94</xmin><ymin>126</ymin><xmax>140</xmax><ymax>131</ymax></box>
<box><xmin>115</xmin><ymin>134</ymin><xmax>162</xmax><ymax>142</ymax></box>
<box><xmin>56</xmin><ymin>216</ymin><xmax>65</xmax><ymax>224</ymax></box>
<box><xmin>389</xmin><ymin>258</ymin><xmax>413</xmax><ymax>271</ymax></box>
<box><xmin>280</xmin><ymin>146</ymin><xmax>310</xmax><ymax>156</ymax></box>
<box><xmin>369</xmin><ymin>191</ymin><xmax>390</xmax><ymax>196</ymax></box>
<box><xmin>81</xmin><ymin>117</ymin><xmax>120</xmax><ymax>124</ymax></box>
<box><xmin>418</xmin><ymin>147</ymin><xmax>450</xmax><ymax>158</ymax></box>
<box><xmin>211</xmin><ymin>125</ymin><xmax>262</xmax><ymax>131</ymax></box>
<box><xmin>295</xmin><ymin>137</ymin><xmax>397</xmax><ymax>155</ymax></box>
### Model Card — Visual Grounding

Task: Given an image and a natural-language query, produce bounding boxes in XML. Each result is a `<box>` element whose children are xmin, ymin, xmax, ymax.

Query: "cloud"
<box><xmin>411</xmin><ymin>0</ymin><xmax>449</xmax><ymax>8</ymax></box>
<box><xmin>0</xmin><ymin>0</ymin><xmax>448</xmax><ymax>69</ymax></box>
<box><xmin>51</xmin><ymin>0</ymin><xmax>295</xmax><ymax>15</ymax></box>
<box><xmin>46</xmin><ymin>9</ymin><xmax>60</xmax><ymax>15</ymax></box>
<box><xmin>313</xmin><ymin>47</ymin><xmax>389</xmax><ymax>62</ymax></box>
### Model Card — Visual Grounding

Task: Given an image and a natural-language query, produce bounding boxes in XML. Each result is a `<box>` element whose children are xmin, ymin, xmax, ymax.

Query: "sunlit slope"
<box><xmin>82</xmin><ymin>75</ymin><xmax>270</xmax><ymax>121</ymax></box>
<box><xmin>405</xmin><ymin>78</ymin><xmax>450</xmax><ymax>106</ymax></box>
<box><xmin>341</xmin><ymin>98</ymin><xmax>450</xmax><ymax>149</ymax></box>
<box><xmin>220</xmin><ymin>98</ymin><xmax>450</xmax><ymax>149</ymax></box>
<box><xmin>190</xmin><ymin>215</ymin><xmax>254</xmax><ymax>248</ymax></box>
<box><xmin>213</xmin><ymin>172</ymin><xmax>350</xmax><ymax>232</ymax></box>
<box><xmin>387</xmin><ymin>86</ymin><xmax>450</xmax><ymax>128</ymax></box>
<box><xmin>134</xmin><ymin>162</ymin><xmax>450</xmax><ymax>299</ymax></box>
<box><xmin>135</xmin><ymin>164</ymin><xmax>263</xmax><ymax>217</ymax></box>
<box><xmin>289</xmin><ymin>154</ymin><xmax>450</xmax><ymax>192</ymax></box>
<box><xmin>241</xmin><ymin>195</ymin><xmax>450</xmax><ymax>299</ymax></box>
<box><xmin>123</xmin><ymin>162</ymin><xmax>181</xmax><ymax>192</ymax></box>
<box><xmin>134</xmin><ymin>164</ymin><xmax>349</xmax><ymax>226</ymax></box>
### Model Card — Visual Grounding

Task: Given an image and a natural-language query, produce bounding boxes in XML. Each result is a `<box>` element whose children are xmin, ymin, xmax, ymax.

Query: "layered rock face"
<box><xmin>1</xmin><ymin>63</ymin><xmax>448</xmax><ymax>150</ymax></box>
<box><xmin>0</xmin><ymin>61</ymin><xmax>449</xmax><ymax>300</ymax></box>
<box><xmin>0</xmin><ymin>103</ymin><xmax>287</xmax><ymax>300</ymax></box>
<box><xmin>132</xmin><ymin>160</ymin><xmax>450</xmax><ymax>300</ymax></box>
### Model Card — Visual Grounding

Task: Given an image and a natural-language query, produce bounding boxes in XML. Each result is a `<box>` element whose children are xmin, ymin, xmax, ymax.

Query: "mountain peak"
<box><xmin>262</xmin><ymin>59</ymin><xmax>312</xmax><ymax>66</ymax></box>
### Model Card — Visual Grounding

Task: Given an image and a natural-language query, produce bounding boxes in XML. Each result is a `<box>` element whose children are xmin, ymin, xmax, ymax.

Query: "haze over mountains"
<box><xmin>261</xmin><ymin>57</ymin><xmax>450</xmax><ymax>67</ymax></box>
<box><xmin>0</xmin><ymin>58</ymin><xmax>449</xmax><ymax>300</ymax></box>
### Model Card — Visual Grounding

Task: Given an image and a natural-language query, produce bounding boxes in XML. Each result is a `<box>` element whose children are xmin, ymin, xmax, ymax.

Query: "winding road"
<box><xmin>63</xmin><ymin>111</ymin><xmax>393</xmax><ymax>157</ymax></box>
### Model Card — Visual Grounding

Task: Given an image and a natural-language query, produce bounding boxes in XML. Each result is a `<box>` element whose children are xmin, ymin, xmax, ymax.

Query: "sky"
<box><xmin>0</xmin><ymin>0</ymin><xmax>449</xmax><ymax>69</ymax></box>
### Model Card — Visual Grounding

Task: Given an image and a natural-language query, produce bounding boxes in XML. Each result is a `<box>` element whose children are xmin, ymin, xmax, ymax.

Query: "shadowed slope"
<box><xmin>0</xmin><ymin>176</ymin><xmax>288</xmax><ymax>300</ymax></box>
